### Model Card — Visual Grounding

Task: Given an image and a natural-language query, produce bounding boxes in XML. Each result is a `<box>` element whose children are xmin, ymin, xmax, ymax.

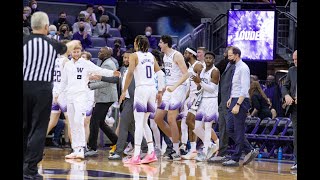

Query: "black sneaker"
<box><xmin>52</xmin><ymin>140</ymin><xmax>61</xmax><ymax>148</ymax></box>
<box><xmin>168</xmin><ymin>150</ymin><xmax>181</xmax><ymax>161</ymax></box>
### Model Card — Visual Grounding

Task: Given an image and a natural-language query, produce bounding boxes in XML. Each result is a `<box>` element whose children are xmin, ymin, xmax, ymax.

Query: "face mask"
<box><xmin>79</xmin><ymin>18</ymin><xmax>85</xmax><ymax>22</ymax></box>
<box><xmin>228</xmin><ymin>58</ymin><xmax>235</xmax><ymax>64</ymax></box>
<box><xmin>59</xmin><ymin>18</ymin><xmax>66</xmax><ymax>22</ymax></box>
<box><xmin>32</xmin><ymin>4</ymin><xmax>37</xmax><ymax>9</ymax></box>
<box><xmin>145</xmin><ymin>31</ymin><xmax>151</xmax><ymax>36</ymax></box>
<box><xmin>49</xmin><ymin>31</ymin><xmax>56</xmax><ymax>36</ymax></box>
<box><xmin>79</xmin><ymin>27</ymin><xmax>85</xmax><ymax>32</ymax></box>
<box><xmin>61</xmin><ymin>29</ymin><xmax>67</xmax><ymax>34</ymax></box>
<box><xmin>98</xmin><ymin>10</ymin><xmax>103</xmax><ymax>14</ymax></box>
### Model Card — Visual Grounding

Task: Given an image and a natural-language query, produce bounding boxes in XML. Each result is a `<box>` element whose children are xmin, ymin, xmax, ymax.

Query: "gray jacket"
<box><xmin>89</xmin><ymin>58</ymin><xmax>118</xmax><ymax>103</ymax></box>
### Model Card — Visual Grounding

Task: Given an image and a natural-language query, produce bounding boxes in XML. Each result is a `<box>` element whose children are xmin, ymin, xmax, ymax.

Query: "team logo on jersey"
<box><xmin>77</xmin><ymin>75</ymin><xmax>82</xmax><ymax>79</ymax></box>
<box><xmin>77</xmin><ymin>67</ymin><xmax>84</xmax><ymax>73</ymax></box>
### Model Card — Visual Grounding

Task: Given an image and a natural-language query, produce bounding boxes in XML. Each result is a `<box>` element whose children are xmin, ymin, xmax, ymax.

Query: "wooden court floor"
<box><xmin>39</xmin><ymin>148</ymin><xmax>297</xmax><ymax>179</ymax></box>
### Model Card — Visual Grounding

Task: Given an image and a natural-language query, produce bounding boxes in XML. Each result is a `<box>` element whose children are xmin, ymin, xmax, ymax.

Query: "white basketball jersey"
<box><xmin>163</xmin><ymin>50</ymin><xmax>185</xmax><ymax>86</ymax></box>
<box><xmin>53</xmin><ymin>55</ymin><xmax>68</xmax><ymax>90</ymax></box>
<box><xmin>189</xmin><ymin>61</ymin><xmax>202</xmax><ymax>94</ymax></box>
<box><xmin>200</xmin><ymin>65</ymin><xmax>218</xmax><ymax>98</ymax></box>
<box><xmin>134</xmin><ymin>51</ymin><xmax>156</xmax><ymax>87</ymax></box>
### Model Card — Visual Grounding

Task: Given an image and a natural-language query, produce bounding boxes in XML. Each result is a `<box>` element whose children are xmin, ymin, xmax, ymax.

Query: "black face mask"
<box><xmin>59</xmin><ymin>18</ymin><xmax>66</xmax><ymax>22</ymax></box>
<box><xmin>79</xmin><ymin>18</ymin><xmax>85</xmax><ymax>22</ymax></box>
<box><xmin>228</xmin><ymin>59</ymin><xmax>236</xmax><ymax>64</ymax></box>
<box><xmin>79</xmin><ymin>27</ymin><xmax>85</xmax><ymax>32</ymax></box>
<box><xmin>98</xmin><ymin>10</ymin><xmax>103</xmax><ymax>14</ymax></box>
<box><xmin>61</xmin><ymin>29</ymin><xmax>67</xmax><ymax>34</ymax></box>
<box><xmin>114</xmin><ymin>43</ymin><xmax>120</xmax><ymax>49</ymax></box>
<box><xmin>266</xmin><ymin>81</ymin><xmax>275</xmax><ymax>87</ymax></box>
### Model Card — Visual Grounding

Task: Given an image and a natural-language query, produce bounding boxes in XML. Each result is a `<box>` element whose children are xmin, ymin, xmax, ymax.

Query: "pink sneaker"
<box><xmin>123</xmin><ymin>155</ymin><xmax>141</xmax><ymax>165</ymax></box>
<box><xmin>141</xmin><ymin>151</ymin><xmax>158</xmax><ymax>164</ymax></box>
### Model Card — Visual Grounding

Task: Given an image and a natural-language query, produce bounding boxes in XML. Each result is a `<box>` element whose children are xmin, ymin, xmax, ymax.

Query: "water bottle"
<box><xmin>258</xmin><ymin>153</ymin><xmax>262</xmax><ymax>158</ymax></box>
<box><xmin>278</xmin><ymin>147</ymin><xmax>283</xmax><ymax>160</ymax></box>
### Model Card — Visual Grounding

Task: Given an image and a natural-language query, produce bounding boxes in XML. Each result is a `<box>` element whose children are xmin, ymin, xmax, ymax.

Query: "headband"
<box><xmin>186</xmin><ymin>48</ymin><xmax>197</xmax><ymax>56</ymax></box>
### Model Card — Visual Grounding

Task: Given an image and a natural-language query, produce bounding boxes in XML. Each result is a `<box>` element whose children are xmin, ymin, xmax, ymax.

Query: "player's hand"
<box><xmin>226</xmin><ymin>98</ymin><xmax>231</xmax><ymax>108</ymax></box>
<box><xmin>156</xmin><ymin>92</ymin><xmax>163</xmax><ymax>106</ymax></box>
<box><xmin>192</xmin><ymin>74</ymin><xmax>201</xmax><ymax>84</ymax></box>
<box><xmin>119</xmin><ymin>92</ymin><xmax>126</xmax><ymax>105</ymax></box>
<box><xmin>167</xmin><ymin>86</ymin><xmax>175</xmax><ymax>92</ymax></box>
<box><xmin>53</xmin><ymin>96</ymin><xmax>58</xmax><ymax>104</ymax></box>
<box><xmin>113</xmin><ymin>71</ymin><xmax>121</xmax><ymax>77</ymax></box>
<box><xmin>231</xmin><ymin>104</ymin><xmax>240</xmax><ymax>114</ymax></box>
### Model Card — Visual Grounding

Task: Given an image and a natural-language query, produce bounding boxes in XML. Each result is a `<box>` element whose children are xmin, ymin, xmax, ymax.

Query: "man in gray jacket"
<box><xmin>86</xmin><ymin>47</ymin><xmax>118</xmax><ymax>156</ymax></box>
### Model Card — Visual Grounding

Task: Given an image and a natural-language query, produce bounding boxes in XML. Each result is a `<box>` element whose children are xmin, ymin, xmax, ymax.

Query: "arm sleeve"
<box><xmin>200</xmin><ymin>81</ymin><xmax>218</xmax><ymax>94</ymax></box>
<box><xmin>101</xmin><ymin>76</ymin><xmax>119</xmax><ymax>83</ymax></box>
<box><xmin>87</xmin><ymin>61</ymin><xmax>114</xmax><ymax>77</ymax></box>
<box><xmin>240</xmin><ymin>66</ymin><xmax>251</xmax><ymax>97</ymax></box>
<box><xmin>281</xmin><ymin>71</ymin><xmax>291</xmax><ymax>98</ymax></box>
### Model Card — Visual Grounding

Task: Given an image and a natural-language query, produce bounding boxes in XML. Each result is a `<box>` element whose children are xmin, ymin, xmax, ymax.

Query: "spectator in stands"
<box><xmin>197</xmin><ymin>47</ymin><xmax>206</xmax><ymax>64</ymax></box>
<box><xmin>72</xmin><ymin>22</ymin><xmax>92</xmax><ymax>49</ymax></box>
<box><xmin>73</xmin><ymin>13</ymin><xmax>92</xmax><ymax>35</ymax></box>
<box><xmin>80</xmin><ymin>4</ymin><xmax>97</xmax><ymax>27</ymax></box>
<box><xmin>94</xmin><ymin>15</ymin><xmax>111</xmax><ymax>38</ymax></box>
<box><xmin>95</xmin><ymin>5</ymin><xmax>122</xmax><ymax>30</ymax></box>
<box><xmin>264</xmin><ymin>74</ymin><xmax>283</xmax><ymax>117</ymax></box>
<box><xmin>23</xmin><ymin>6</ymin><xmax>32</xmax><ymax>32</ymax></box>
<box><xmin>249</xmin><ymin>81</ymin><xmax>273</xmax><ymax>120</ymax></box>
<box><xmin>281</xmin><ymin>50</ymin><xmax>297</xmax><ymax>170</ymax></box>
<box><xmin>29</xmin><ymin>0</ymin><xmax>39</xmax><ymax>15</ymax></box>
<box><xmin>145</xmin><ymin>26</ymin><xmax>158</xmax><ymax>50</ymax></box>
<box><xmin>53</xmin><ymin>11</ymin><xmax>73</xmax><ymax>32</ymax></box>
<box><xmin>112</xmin><ymin>39</ymin><xmax>124</xmax><ymax>68</ymax></box>
<box><xmin>58</xmin><ymin>24</ymin><xmax>72</xmax><ymax>40</ymax></box>
<box><xmin>47</xmin><ymin>25</ymin><xmax>60</xmax><ymax>41</ymax></box>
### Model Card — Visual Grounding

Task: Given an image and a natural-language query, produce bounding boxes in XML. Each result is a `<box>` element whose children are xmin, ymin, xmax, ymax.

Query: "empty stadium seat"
<box><xmin>106</xmin><ymin>37</ymin><xmax>125</xmax><ymax>48</ymax></box>
<box><xmin>91</xmin><ymin>37</ymin><xmax>107</xmax><ymax>48</ymax></box>
<box><xmin>109</xmin><ymin>28</ymin><xmax>121</xmax><ymax>37</ymax></box>
<box><xmin>256</xmin><ymin>118</ymin><xmax>279</xmax><ymax>139</ymax></box>
<box><xmin>247</xmin><ymin>117</ymin><xmax>269</xmax><ymax>139</ymax></box>
<box><xmin>85</xmin><ymin>48</ymin><xmax>100</xmax><ymax>58</ymax></box>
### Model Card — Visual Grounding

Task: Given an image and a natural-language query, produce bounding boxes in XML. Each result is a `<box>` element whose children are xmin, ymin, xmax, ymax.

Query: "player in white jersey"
<box><xmin>56</xmin><ymin>44</ymin><xmax>120</xmax><ymax>159</ymax></box>
<box><xmin>153</xmin><ymin>35</ymin><xmax>190</xmax><ymax>160</ymax></box>
<box><xmin>120</xmin><ymin>35</ymin><xmax>165</xmax><ymax>164</ymax></box>
<box><xmin>47</xmin><ymin>40</ymin><xmax>79</xmax><ymax>145</ymax></box>
<box><xmin>81</xmin><ymin>51</ymin><xmax>95</xmax><ymax>145</ymax></box>
<box><xmin>192</xmin><ymin>51</ymin><xmax>220</xmax><ymax>161</ymax></box>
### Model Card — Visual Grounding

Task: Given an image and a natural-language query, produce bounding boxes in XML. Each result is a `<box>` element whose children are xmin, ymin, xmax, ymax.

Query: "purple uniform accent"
<box><xmin>51</xmin><ymin>103</ymin><xmax>60</xmax><ymax>111</ymax></box>
<box><xmin>86</xmin><ymin>108</ymin><xmax>93</xmax><ymax>116</ymax></box>
<box><xmin>147</xmin><ymin>102</ymin><xmax>155</xmax><ymax>113</ymax></box>
<box><xmin>195</xmin><ymin>113</ymin><xmax>204</xmax><ymax>121</ymax></box>
<box><xmin>158</xmin><ymin>102</ymin><xmax>166</xmax><ymax>110</ymax></box>
<box><xmin>59</xmin><ymin>104</ymin><xmax>67</xmax><ymax>113</ymax></box>
<box><xmin>176</xmin><ymin>114</ymin><xmax>183</xmax><ymax>121</ymax></box>
<box><xmin>204</xmin><ymin>114</ymin><xmax>219</xmax><ymax>123</ymax></box>
<box><xmin>134</xmin><ymin>102</ymin><xmax>147</xmax><ymax>112</ymax></box>
<box><xmin>187</xmin><ymin>101</ymin><xmax>193</xmax><ymax>109</ymax></box>
<box><xmin>169</xmin><ymin>102</ymin><xmax>182</xmax><ymax>111</ymax></box>
<box><xmin>149</xmin><ymin>112</ymin><xmax>155</xmax><ymax>119</ymax></box>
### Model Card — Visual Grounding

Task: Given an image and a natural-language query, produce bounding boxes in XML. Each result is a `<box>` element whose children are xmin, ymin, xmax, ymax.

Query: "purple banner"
<box><xmin>227</xmin><ymin>10</ymin><xmax>275</xmax><ymax>61</ymax></box>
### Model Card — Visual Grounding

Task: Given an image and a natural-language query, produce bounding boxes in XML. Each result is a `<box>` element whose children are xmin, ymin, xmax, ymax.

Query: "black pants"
<box><xmin>226</xmin><ymin>98</ymin><xmax>253</xmax><ymax>162</ymax></box>
<box><xmin>23</xmin><ymin>82</ymin><xmax>52</xmax><ymax>176</ymax></box>
<box><xmin>291</xmin><ymin>105</ymin><xmax>297</xmax><ymax>164</ymax></box>
<box><xmin>115</xmin><ymin>98</ymin><xmax>148</xmax><ymax>154</ymax></box>
<box><xmin>88</xmin><ymin>102</ymin><xmax>118</xmax><ymax>150</ymax></box>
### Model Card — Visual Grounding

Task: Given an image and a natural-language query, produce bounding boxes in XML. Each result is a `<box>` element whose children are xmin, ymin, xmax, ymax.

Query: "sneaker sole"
<box><xmin>243</xmin><ymin>152</ymin><xmax>259</xmax><ymax>165</ymax></box>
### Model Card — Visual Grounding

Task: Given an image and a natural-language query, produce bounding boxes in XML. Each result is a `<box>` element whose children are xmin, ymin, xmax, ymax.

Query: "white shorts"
<box><xmin>195</xmin><ymin>97</ymin><xmax>219</xmax><ymax>123</ymax></box>
<box><xmin>51</xmin><ymin>92</ymin><xmax>67</xmax><ymax>113</ymax></box>
<box><xmin>159</xmin><ymin>85</ymin><xmax>187</xmax><ymax>111</ymax></box>
<box><xmin>86</xmin><ymin>100</ymin><xmax>94</xmax><ymax>116</ymax></box>
<box><xmin>134</xmin><ymin>85</ymin><xmax>157</xmax><ymax>113</ymax></box>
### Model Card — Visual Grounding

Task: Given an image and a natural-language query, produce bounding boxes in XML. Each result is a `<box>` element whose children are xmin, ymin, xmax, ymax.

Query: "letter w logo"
<box><xmin>77</xmin><ymin>67</ymin><xmax>84</xmax><ymax>73</ymax></box>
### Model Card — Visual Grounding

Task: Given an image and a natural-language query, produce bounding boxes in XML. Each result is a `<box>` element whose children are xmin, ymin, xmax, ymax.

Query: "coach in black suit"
<box><xmin>282</xmin><ymin>50</ymin><xmax>297</xmax><ymax>170</ymax></box>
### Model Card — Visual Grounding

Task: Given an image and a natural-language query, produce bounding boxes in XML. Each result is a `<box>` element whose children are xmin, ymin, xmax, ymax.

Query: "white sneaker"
<box><xmin>206</xmin><ymin>143</ymin><xmax>219</xmax><ymax>159</ymax></box>
<box><xmin>290</xmin><ymin>164</ymin><xmax>297</xmax><ymax>170</ymax></box>
<box><xmin>181</xmin><ymin>151</ymin><xmax>197</xmax><ymax>160</ymax></box>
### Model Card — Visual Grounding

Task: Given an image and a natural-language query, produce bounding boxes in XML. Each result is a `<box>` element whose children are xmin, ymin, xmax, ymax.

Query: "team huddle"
<box><xmin>49</xmin><ymin>34</ymin><xmax>237</xmax><ymax>165</ymax></box>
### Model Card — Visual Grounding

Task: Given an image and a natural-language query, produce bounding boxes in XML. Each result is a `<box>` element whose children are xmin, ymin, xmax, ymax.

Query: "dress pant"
<box><xmin>88</xmin><ymin>102</ymin><xmax>118</xmax><ymax>150</ymax></box>
<box><xmin>23</xmin><ymin>82</ymin><xmax>52</xmax><ymax>176</ymax></box>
